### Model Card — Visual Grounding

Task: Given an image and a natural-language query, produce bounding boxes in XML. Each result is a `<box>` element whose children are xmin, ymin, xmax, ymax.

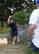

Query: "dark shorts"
<box><xmin>11</xmin><ymin>30</ymin><xmax>18</xmax><ymax>37</ymax></box>
<box><xmin>30</xmin><ymin>42</ymin><xmax>39</xmax><ymax>52</ymax></box>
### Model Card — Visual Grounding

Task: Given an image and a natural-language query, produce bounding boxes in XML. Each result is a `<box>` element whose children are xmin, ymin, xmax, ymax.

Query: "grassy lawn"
<box><xmin>0</xmin><ymin>27</ymin><xmax>10</xmax><ymax>33</ymax></box>
<box><xmin>24</xmin><ymin>41</ymin><xmax>39</xmax><ymax>54</ymax></box>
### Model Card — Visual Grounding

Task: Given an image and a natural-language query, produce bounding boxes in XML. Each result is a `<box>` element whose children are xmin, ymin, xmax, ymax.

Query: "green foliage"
<box><xmin>32</xmin><ymin>5</ymin><xmax>36</xmax><ymax>10</ymax></box>
<box><xmin>0</xmin><ymin>4</ymin><xmax>4</xmax><ymax>15</ymax></box>
<box><xmin>24</xmin><ymin>42</ymin><xmax>39</xmax><ymax>54</ymax></box>
<box><xmin>0</xmin><ymin>0</ymin><xmax>34</xmax><ymax>27</ymax></box>
<box><xmin>12</xmin><ymin>11</ymin><xmax>31</xmax><ymax>25</ymax></box>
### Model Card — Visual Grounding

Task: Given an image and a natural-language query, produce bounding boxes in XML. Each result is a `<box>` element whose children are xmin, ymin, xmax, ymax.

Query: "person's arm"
<box><xmin>7</xmin><ymin>16</ymin><xmax>11</xmax><ymax>24</ymax></box>
<box><xmin>27</xmin><ymin>10</ymin><xmax>38</xmax><ymax>42</ymax></box>
<box><xmin>28</xmin><ymin>24</ymin><xmax>36</xmax><ymax>41</ymax></box>
<box><xmin>16</xmin><ymin>23</ymin><xmax>20</xmax><ymax>28</ymax></box>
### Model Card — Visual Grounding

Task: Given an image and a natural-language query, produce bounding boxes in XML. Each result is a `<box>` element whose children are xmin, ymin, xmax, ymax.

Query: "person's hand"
<box><xmin>26</xmin><ymin>33</ymin><xmax>32</xmax><ymax>42</ymax></box>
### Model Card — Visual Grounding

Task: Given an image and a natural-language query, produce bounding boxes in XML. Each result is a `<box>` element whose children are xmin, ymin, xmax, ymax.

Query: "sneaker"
<box><xmin>12</xmin><ymin>42</ymin><xmax>15</xmax><ymax>45</ymax></box>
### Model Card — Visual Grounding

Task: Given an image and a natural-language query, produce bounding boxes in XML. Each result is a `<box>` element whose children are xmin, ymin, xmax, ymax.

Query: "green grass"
<box><xmin>24</xmin><ymin>41</ymin><xmax>30</xmax><ymax>54</ymax></box>
<box><xmin>24</xmin><ymin>41</ymin><xmax>39</xmax><ymax>54</ymax></box>
<box><xmin>0</xmin><ymin>28</ymin><xmax>10</xmax><ymax>33</ymax></box>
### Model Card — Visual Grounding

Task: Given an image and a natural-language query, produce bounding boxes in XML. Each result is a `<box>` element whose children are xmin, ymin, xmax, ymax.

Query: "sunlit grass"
<box><xmin>0</xmin><ymin>28</ymin><xmax>10</xmax><ymax>33</ymax></box>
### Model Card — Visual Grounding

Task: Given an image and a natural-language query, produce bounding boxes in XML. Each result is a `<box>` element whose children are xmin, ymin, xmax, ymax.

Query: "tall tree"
<box><xmin>0</xmin><ymin>0</ymin><xmax>34</xmax><ymax>28</ymax></box>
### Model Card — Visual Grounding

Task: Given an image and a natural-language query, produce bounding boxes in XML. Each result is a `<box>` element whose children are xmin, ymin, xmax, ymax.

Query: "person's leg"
<box><xmin>12</xmin><ymin>36</ymin><xmax>17</xmax><ymax>44</ymax></box>
<box><xmin>16</xmin><ymin>30</ymin><xmax>19</xmax><ymax>42</ymax></box>
<box><xmin>11</xmin><ymin>31</ymin><xmax>15</xmax><ymax>44</ymax></box>
<box><xmin>12</xmin><ymin>30</ymin><xmax>18</xmax><ymax>44</ymax></box>
<box><xmin>12</xmin><ymin>30</ymin><xmax>19</xmax><ymax>44</ymax></box>
<box><xmin>17</xmin><ymin>37</ymin><xmax>19</xmax><ymax>43</ymax></box>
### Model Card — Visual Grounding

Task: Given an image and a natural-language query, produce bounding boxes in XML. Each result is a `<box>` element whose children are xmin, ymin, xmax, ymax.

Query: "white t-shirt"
<box><xmin>29</xmin><ymin>9</ymin><xmax>39</xmax><ymax>48</ymax></box>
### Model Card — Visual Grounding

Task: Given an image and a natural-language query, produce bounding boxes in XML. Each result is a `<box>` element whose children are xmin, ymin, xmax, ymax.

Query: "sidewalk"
<box><xmin>0</xmin><ymin>44</ymin><xmax>26</xmax><ymax>54</ymax></box>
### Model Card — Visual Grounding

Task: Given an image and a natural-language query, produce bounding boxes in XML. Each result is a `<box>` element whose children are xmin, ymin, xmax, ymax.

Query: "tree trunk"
<box><xmin>1</xmin><ymin>17</ymin><xmax>4</xmax><ymax>28</ymax></box>
<box><xmin>1</xmin><ymin>21</ymin><xmax>4</xmax><ymax>28</ymax></box>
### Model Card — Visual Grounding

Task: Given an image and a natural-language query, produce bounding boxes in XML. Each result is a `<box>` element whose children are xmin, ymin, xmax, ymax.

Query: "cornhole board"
<box><xmin>0</xmin><ymin>38</ymin><xmax>8</xmax><ymax>45</ymax></box>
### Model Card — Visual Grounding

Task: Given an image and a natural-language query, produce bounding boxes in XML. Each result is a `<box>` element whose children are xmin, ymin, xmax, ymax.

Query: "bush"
<box><xmin>12</xmin><ymin>11</ymin><xmax>31</xmax><ymax>25</ymax></box>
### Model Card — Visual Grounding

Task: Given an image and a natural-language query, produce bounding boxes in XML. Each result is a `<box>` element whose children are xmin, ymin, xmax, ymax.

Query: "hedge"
<box><xmin>12</xmin><ymin>11</ymin><xmax>31</xmax><ymax>25</ymax></box>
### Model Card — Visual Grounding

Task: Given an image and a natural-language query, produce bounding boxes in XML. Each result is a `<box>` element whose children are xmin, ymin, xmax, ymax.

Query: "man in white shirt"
<box><xmin>28</xmin><ymin>0</ymin><xmax>39</xmax><ymax>53</ymax></box>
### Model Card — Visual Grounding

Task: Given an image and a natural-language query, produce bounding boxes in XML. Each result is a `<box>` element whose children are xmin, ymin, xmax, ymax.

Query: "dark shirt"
<box><xmin>9</xmin><ymin>21</ymin><xmax>17</xmax><ymax>31</ymax></box>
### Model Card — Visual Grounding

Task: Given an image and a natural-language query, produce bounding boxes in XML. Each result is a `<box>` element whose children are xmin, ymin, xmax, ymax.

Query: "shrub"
<box><xmin>12</xmin><ymin>11</ymin><xmax>31</xmax><ymax>25</ymax></box>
